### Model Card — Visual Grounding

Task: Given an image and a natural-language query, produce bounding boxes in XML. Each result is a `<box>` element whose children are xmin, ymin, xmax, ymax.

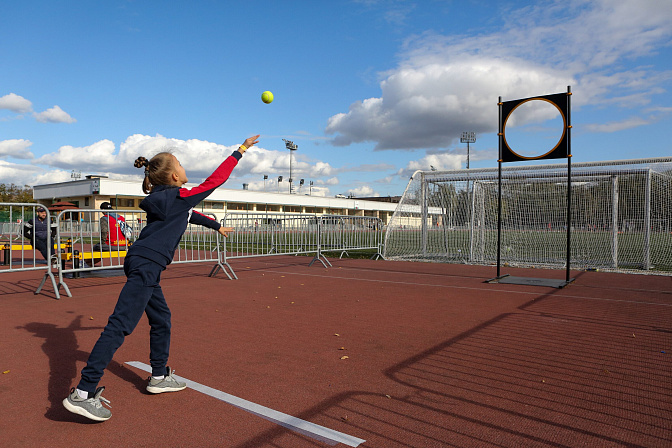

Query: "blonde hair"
<box><xmin>134</xmin><ymin>152</ymin><xmax>175</xmax><ymax>194</ymax></box>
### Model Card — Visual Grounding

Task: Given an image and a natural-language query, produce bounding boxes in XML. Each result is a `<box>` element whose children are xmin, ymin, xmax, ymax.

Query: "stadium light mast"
<box><xmin>460</xmin><ymin>131</ymin><xmax>476</xmax><ymax>169</ymax></box>
<box><xmin>283</xmin><ymin>139</ymin><xmax>298</xmax><ymax>193</ymax></box>
<box><xmin>263</xmin><ymin>175</ymin><xmax>268</xmax><ymax>192</ymax></box>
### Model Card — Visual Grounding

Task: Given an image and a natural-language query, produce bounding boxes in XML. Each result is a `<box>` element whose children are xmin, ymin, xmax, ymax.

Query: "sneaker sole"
<box><xmin>62</xmin><ymin>398</ymin><xmax>111</xmax><ymax>422</ymax></box>
<box><xmin>146</xmin><ymin>384</ymin><xmax>187</xmax><ymax>394</ymax></box>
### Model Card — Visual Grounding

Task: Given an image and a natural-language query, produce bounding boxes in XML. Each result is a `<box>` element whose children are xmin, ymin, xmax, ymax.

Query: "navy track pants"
<box><xmin>78</xmin><ymin>256</ymin><xmax>170</xmax><ymax>394</ymax></box>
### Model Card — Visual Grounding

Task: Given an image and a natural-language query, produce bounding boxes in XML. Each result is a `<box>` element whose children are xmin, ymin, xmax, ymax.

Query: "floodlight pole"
<box><xmin>460</xmin><ymin>132</ymin><xmax>476</xmax><ymax>169</ymax></box>
<box><xmin>283</xmin><ymin>139</ymin><xmax>298</xmax><ymax>194</ymax></box>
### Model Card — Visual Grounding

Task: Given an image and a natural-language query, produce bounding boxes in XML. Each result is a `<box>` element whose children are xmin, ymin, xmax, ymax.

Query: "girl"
<box><xmin>63</xmin><ymin>135</ymin><xmax>259</xmax><ymax>421</ymax></box>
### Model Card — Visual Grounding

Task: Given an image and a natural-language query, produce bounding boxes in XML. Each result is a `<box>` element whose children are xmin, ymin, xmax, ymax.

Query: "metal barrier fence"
<box><xmin>217</xmin><ymin>213</ymin><xmax>384</xmax><ymax>279</ymax></box>
<box><xmin>319</xmin><ymin>215</ymin><xmax>385</xmax><ymax>259</ymax></box>
<box><xmin>0</xmin><ymin>202</ymin><xmax>59</xmax><ymax>297</ymax></box>
<box><xmin>53</xmin><ymin>209</ymin><xmax>224</xmax><ymax>298</ymax></box>
<box><xmin>2</xmin><ymin>205</ymin><xmax>384</xmax><ymax>297</ymax></box>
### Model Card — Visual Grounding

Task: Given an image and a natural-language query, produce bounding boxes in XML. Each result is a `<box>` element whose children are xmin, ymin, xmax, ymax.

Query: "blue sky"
<box><xmin>1</xmin><ymin>0</ymin><xmax>671</xmax><ymax>197</ymax></box>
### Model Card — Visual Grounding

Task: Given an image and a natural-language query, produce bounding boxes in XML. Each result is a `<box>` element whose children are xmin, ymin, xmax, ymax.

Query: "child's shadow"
<box><xmin>22</xmin><ymin>314</ymin><xmax>148</xmax><ymax>422</ymax></box>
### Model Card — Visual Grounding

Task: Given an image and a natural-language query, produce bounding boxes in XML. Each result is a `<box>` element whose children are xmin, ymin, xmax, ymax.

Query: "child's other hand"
<box><xmin>218</xmin><ymin>226</ymin><xmax>235</xmax><ymax>237</ymax></box>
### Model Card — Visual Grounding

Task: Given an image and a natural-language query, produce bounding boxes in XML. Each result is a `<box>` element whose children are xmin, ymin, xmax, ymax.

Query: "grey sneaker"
<box><xmin>62</xmin><ymin>387</ymin><xmax>112</xmax><ymax>422</ymax></box>
<box><xmin>146</xmin><ymin>367</ymin><xmax>187</xmax><ymax>394</ymax></box>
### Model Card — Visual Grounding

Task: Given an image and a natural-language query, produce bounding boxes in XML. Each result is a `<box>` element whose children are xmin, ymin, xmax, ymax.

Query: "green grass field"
<box><xmin>385</xmin><ymin>228</ymin><xmax>672</xmax><ymax>272</ymax></box>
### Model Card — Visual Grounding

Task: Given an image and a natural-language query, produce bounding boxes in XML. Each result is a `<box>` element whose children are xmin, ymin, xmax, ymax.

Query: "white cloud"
<box><xmin>584</xmin><ymin>117</ymin><xmax>649</xmax><ymax>133</ymax></box>
<box><xmin>0</xmin><ymin>160</ymin><xmax>43</xmax><ymax>185</ymax></box>
<box><xmin>0</xmin><ymin>93</ymin><xmax>33</xmax><ymax>113</ymax></box>
<box><xmin>397</xmin><ymin>152</ymin><xmax>464</xmax><ymax>178</ymax></box>
<box><xmin>0</xmin><ymin>139</ymin><xmax>34</xmax><ymax>159</ymax></box>
<box><xmin>326</xmin><ymin>57</ymin><xmax>572</xmax><ymax>150</ymax></box>
<box><xmin>26</xmin><ymin>134</ymin><xmax>341</xmax><ymax>188</ymax></box>
<box><xmin>35</xmin><ymin>140</ymin><xmax>118</xmax><ymax>170</ymax></box>
<box><xmin>326</xmin><ymin>0</ymin><xmax>672</xmax><ymax>151</ymax></box>
<box><xmin>31</xmin><ymin>169</ymin><xmax>74</xmax><ymax>186</ymax></box>
<box><xmin>347</xmin><ymin>185</ymin><xmax>379</xmax><ymax>197</ymax></box>
<box><xmin>305</xmin><ymin>186</ymin><xmax>329</xmax><ymax>197</ymax></box>
<box><xmin>34</xmin><ymin>105</ymin><xmax>77</xmax><ymax>123</ymax></box>
<box><xmin>320</xmin><ymin>177</ymin><xmax>339</xmax><ymax>186</ymax></box>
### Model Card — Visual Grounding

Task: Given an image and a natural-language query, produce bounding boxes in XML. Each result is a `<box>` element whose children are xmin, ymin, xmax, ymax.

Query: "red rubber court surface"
<box><xmin>1</xmin><ymin>257</ymin><xmax>670</xmax><ymax>447</ymax></box>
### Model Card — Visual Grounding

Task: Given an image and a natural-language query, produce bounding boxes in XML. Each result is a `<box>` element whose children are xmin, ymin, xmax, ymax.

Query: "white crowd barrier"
<box><xmin>53</xmin><ymin>209</ymin><xmax>224</xmax><ymax>298</ymax></box>
<box><xmin>2</xmin><ymin>205</ymin><xmax>385</xmax><ymax>298</ymax></box>
<box><xmin>0</xmin><ymin>203</ymin><xmax>59</xmax><ymax>297</ymax></box>
<box><xmin>216</xmin><ymin>213</ymin><xmax>384</xmax><ymax>279</ymax></box>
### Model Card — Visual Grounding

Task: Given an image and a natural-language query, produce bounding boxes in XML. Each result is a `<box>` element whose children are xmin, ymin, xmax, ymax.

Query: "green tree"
<box><xmin>0</xmin><ymin>183</ymin><xmax>34</xmax><ymax>203</ymax></box>
<box><xmin>0</xmin><ymin>184</ymin><xmax>36</xmax><ymax>221</ymax></box>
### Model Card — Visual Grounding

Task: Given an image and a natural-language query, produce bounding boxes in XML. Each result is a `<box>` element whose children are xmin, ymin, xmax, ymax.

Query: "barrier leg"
<box><xmin>35</xmin><ymin>271</ymin><xmax>61</xmax><ymax>299</ymax></box>
<box><xmin>58</xmin><ymin>280</ymin><xmax>72</xmax><ymax>298</ymax></box>
<box><xmin>309</xmin><ymin>253</ymin><xmax>331</xmax><ymax>268</ymax></box>
<box><xmin>209</xmin><ymin>262</ymin><xmax>235</xmax><ymax>280</ymax></box>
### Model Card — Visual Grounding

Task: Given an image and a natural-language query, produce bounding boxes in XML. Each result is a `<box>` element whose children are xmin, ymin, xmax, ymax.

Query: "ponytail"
<box><xmin>134</xmin><ymin>152</ymin><xmax>175</xmax><ymax>194</ymax></box>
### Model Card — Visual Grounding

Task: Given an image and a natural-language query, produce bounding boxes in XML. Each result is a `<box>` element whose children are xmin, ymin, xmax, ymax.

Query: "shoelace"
<box><xmin>89</xmin><ymin>394</ymin><xmax>112</xmax><ymax>409</ymax></box>
<box><xmin>165</xmin><ymin>370</ymin><xmax>179</xmax><ymax>383</ymax></box>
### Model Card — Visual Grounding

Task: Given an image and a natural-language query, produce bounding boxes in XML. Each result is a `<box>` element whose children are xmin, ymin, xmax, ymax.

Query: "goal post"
<box><xmin>384</xmin><ymin>157</ymin><xmax>672</xmax><ymax>275</ymax></box>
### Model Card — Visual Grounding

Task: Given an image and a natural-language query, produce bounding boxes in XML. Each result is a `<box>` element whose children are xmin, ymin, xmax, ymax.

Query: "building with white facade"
<box><xmin>32</xmin><ymin>175</ymin><xmax>398</xmax><ymax>223</ymax></box>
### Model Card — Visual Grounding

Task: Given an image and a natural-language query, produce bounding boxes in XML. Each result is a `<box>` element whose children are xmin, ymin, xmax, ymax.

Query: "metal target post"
<box><xmin>565</xmin><ymin>86</ymin><xmax>572</xmax><ymax>283</ymax></box>
<box><xmin>489</xmin><ymin>87</ymin><xmax>574</xmax><ymax>288</ymax></box>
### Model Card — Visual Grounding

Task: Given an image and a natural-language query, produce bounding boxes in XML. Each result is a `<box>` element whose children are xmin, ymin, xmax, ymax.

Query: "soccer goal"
<box><xmin>384</xmin><ymin>157</ymin><xmax>672</xmax><ymax>274</ymax></box>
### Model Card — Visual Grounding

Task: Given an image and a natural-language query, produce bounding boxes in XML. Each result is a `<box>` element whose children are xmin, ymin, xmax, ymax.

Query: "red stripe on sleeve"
<box><xmin>179</xmin><ymin>155</ymin><xmax>239</xmax><ymax>199</ymax></box>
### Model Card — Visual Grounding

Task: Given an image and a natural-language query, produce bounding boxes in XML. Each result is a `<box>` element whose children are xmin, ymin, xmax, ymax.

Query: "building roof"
<box><xmin>32</xmin><ymin>177</ymin><xmax>398</xmax><ymax>212</ymax></box>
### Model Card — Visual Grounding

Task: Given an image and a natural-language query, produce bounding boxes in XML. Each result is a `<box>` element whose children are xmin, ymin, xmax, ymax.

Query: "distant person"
<box><xmin>23</xmin><ymin>206</ymin><xmax>56</xmax><ymax>263</ymax></box>
<box><xmin>94</xmin><ymin>202</ymin><xmax>132</xmax><ymax>251</ymax></box>
<box><xmin>62</xmin><ymin>134</ymin><xmax>257</xmax><ymax>422</ymax></box>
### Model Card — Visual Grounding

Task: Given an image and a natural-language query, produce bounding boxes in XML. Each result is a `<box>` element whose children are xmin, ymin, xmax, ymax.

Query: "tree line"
<box><xmin>0</xmin><ymin>183</ymin><xmax>35</xmax><ymax>204</ymax></box>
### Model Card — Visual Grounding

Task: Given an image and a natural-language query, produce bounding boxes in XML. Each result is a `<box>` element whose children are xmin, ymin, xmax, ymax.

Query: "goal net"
<box><xmin>384</xmin><ymin>158</ymin><xmax>672</xmax><ymax>274</ymax></box>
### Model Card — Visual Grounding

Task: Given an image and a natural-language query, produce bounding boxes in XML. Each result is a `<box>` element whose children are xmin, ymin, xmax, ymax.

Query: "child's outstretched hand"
<box><xmin>218</xmin><ymin>226</ymin><xmax>235</xmax><ymax>237</ymax></box>
<box><xmin>239</xmin><ymin>135</ymin><xmax>260</xmax><ymax>153</ymax></box>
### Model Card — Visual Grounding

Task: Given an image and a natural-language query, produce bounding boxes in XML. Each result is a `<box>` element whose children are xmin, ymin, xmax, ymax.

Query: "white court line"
<box><xmin>261</xmin><ymin>269</ymin><xmax>672</xmax><ymax>307</ymax></box>
<box><xmin>126</xmin><ymin>361</ymin><xmax>365</xmax><ymax>447</ymax></box>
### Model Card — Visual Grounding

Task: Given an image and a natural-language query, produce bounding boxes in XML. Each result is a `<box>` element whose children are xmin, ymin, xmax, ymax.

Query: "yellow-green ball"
<box><xmin>261</xmin><ymin>91</ymin><xmax>274</xmax><ymax>104</ymax></box>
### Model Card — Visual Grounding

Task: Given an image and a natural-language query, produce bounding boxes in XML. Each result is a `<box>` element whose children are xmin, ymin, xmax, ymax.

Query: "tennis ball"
<box><xmin>261</xmin><ymin>91</ymin><xmax>274</xmax><ymax>104</ymax></box>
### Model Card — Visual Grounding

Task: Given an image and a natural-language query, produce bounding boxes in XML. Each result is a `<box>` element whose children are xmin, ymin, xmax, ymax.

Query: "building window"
<box><xmin>85</xmin><ymin>197</ymin><xmax>90</xmax><ymax>206</ymax></box>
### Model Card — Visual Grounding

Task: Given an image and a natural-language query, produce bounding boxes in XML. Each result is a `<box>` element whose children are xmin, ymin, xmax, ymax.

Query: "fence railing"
<box><xmin>217</xmin><ymin>213</ymin><xmax>384</xmax><ymax>279</ymax></box>
<box><xmin>53</xmin><ymin>209</ymin><xmax>224</xmax><ymax>297</ymax></box>
<box><xmin>0</xmin><ymin>203</ymin><xmax>59</xmax><ymax>297</ymax></box>
<box><xmin>2</xmin><ymin>207</ymin><xmax>385</xmax><ymax>298</ymax></box>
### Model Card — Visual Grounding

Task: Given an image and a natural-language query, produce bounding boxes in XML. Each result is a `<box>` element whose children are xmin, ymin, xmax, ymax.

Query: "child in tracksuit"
<box><xmin>63</xmin><ymin>135</ymin><xmax>259</xmax><ymax>421</ymax></box>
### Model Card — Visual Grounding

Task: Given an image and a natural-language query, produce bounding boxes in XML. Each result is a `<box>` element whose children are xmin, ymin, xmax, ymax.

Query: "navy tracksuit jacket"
<box><xmin>78</xmin><ymin>151</ymin><xmax>242</xmax><ymax>393</ymax></box>
<box><xmin>24</xmin><ymin>215</ymin><xmax>55</xmax><ymax>260</ymax></box>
